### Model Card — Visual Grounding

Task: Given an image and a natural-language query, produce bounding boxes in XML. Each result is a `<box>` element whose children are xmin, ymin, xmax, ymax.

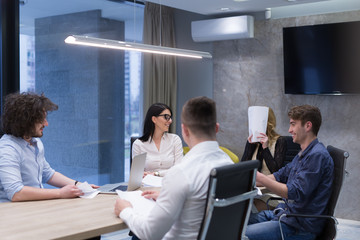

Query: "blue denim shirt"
<box><xmin>273</xmin><ymin>138</ymin><xmax>334</xmax><ymax>234</ymax></box>
<box><xmin>0</xmin><ymin>134</ymin><xmax>55</xmax><ymax>202</ymax></box>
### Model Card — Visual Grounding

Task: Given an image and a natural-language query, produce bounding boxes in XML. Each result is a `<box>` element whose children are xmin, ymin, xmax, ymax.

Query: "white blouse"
<box><xmin>132</xmin><ymin>133</ymin><xmax>183</xmax><ymax>176</ymax></box>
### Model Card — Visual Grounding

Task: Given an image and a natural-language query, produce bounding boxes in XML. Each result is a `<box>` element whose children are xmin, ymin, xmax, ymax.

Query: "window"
<box><xmin>19</xmin><ymin>0</ymin><xmax>144</xmax><ymax>184</ymax></box>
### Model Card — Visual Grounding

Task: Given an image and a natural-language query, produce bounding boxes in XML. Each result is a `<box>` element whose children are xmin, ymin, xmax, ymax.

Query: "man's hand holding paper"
<box><xmin>114</xmin><ymin>198</ymin><xmax>133</xmax><ymax>216</ymax></box>
<box><xmin>142</xmin><ymin>190</ymin><xmax>160</xmax><ymax>201</ymax></box>
<box><xmin>114</xmin><ymin>190</ymin><xmax>156</xmax><ymax>217</ymax></box>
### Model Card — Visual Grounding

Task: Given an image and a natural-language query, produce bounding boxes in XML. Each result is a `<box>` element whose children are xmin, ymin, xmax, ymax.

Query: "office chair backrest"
<box><xmin>326</xmin><ymin>145</ymin><xmax>349</xmax><ymax>216</ymax></box>
<box><xmin>0</xmin><ymin>119</ymin><xmax>4</xmax><ymax>138</ymax></box>
<box><xmin>283</xmin><ymin>136</ymin><xmax>301</xmax><ymax>167</ymax></box>
<box><xmin>130</xmin><ymin>136</ymin><xmax>139</xmax><ymax>167</ymax></box>
<box><xmin>198</xmin><ymin>160</ymin><xmax>260</xmax><ymax>240</ymax></box>
<box><xmin>317</xmin><ymin>145</ymin><xmax>349</xmax><ymax>240</ymax></box>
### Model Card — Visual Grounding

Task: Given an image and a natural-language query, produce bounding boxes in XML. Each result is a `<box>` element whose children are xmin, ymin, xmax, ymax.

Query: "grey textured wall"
<box><xmin>174</xmin><ymin>9</ymin><xmax>213</xmax><ymax>135</ymax></box>
<box><xmin>214</xmin><ymin>11</ymin><xmax>360</xmax><ymax>220</ymax></box>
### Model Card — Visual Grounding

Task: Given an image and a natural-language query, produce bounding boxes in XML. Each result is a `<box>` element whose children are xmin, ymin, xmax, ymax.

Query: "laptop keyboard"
<box><xmin>110</xmin><ymin>185</ymin><xmax>128</xmax><ymax>192</ymax></box>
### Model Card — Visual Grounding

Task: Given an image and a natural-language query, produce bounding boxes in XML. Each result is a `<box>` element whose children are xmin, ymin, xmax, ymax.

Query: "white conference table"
<box><xmin>0</xmin><ymin>194</ymin><xmax>127</xmax><ymax>240</ymax></box>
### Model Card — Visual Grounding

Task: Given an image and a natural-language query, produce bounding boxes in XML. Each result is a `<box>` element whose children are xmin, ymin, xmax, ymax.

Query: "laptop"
<box><xmin>98</xmin><ymin>152</ymin><xmax>147</xmax><ymax>194</ymax></box>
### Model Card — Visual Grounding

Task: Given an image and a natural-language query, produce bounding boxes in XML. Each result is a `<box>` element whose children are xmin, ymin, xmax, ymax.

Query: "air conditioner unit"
<box><xmin>191</xmin><ymin>15</ymin><xmax>254</xmax><ymax>42</ymax></box>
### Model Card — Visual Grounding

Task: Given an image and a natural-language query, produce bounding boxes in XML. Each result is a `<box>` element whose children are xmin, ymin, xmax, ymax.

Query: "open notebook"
<box><xmin>98</xmin><ymin>152</ymin><xmax>147</xmax><ymax>194</ymax></box>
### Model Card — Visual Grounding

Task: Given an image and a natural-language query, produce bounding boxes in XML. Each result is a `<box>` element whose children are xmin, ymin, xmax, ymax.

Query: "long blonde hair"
<box><xmin>266</xmin><ymin>107</ymin><xmax>280</xmax><ymax>146</ymax></box>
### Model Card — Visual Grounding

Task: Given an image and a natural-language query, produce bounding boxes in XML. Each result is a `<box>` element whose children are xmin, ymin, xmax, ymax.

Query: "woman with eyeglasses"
<box><xmin>132</xmin><ymin>103</ymin><xmax>183</xmax><ymax>177</ymax></box>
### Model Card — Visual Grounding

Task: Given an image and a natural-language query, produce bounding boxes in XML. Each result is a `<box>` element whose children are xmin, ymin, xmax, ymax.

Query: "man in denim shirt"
<box><xmin>246</xmin><ymin>105</ymin><xmax>334</xmax><ymax>240</ymax></box>
<box><xmin>0</xmin><ymin>92</ymin><xmax>97</xmax><ymax>202</ymax></box>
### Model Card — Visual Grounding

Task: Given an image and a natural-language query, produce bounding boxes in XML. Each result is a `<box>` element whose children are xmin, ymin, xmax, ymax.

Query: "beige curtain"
<box><xmin>142</xmin><ymin>2</ymin><xmax>177</xmax><ymax>133</ymax></box>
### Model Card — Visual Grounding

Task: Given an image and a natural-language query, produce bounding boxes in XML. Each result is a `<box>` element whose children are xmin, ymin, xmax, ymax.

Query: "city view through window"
<box><xmin>20</xmin><ymin>0</ymin><xmax>144</xmax><ymax>184</ymax></box>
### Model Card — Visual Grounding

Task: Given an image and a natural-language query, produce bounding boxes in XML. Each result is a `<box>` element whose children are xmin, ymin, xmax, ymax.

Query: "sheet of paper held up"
<box><xmin>77</xmin><ymin>181</ymin><xmax>100</xmax><ymax>199</ymax></box>
<box><xmin>116</xmin><ymin>190</ymin><xmax>156</xmax><ymax>217</ymax></box>
<box><xmin>142</xmin><ymin>174</ymin><xmax>163</xmax><ymax>187</ymax></box>
<box><xmin>248</xmin><ymin>106</ymin><xmax>269</xmax><ymax>143</ymax></box>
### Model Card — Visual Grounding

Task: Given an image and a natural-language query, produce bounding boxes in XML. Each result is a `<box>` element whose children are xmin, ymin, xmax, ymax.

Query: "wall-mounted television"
<box><xmin>283</xmin><ymin>21</ymin><xmax>360</xmax><ymax>95</ymax></box>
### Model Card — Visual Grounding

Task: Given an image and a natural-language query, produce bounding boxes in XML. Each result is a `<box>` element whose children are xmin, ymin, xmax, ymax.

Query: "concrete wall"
<box><xmin>174</xmin><ymin>9</ymin><xmax>213</xmax><ymax>135</ymax></box>
<box><xmin>213</xmin><ymin>10</ymin><xmax>360</xmax><ymax>220</ymax></box>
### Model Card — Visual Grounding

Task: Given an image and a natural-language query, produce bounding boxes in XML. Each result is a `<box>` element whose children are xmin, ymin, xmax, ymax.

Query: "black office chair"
<box><xmin>197</xmin><ymin>160</ymin><xmax>260</xmax><ymax>240</ymax></box>
<box><xmin>277</xmin><ymin>145</ymin><xmax>349</xmax><ymax>240</ymax></box>
<box><xmin>0</xmin><ymin>119</ymin><xmax>4</xmax><ymax>138</ymax></box>
<box><xmin>127</xmin><ymin>136</ymin><xmax>141</xmax><ymax>238</ymax></box>
<box><xmin>283</xmin><ymin>136</ymin><xmax>301</xmax><ymax>167</ymax></box>
<box><xmin>129</xmin><ymin>136</ymin><xmax>139</xmax><ymax>168</ymax></box>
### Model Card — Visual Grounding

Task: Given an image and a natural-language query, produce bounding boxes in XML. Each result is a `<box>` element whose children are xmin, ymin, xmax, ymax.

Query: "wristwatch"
<box><xmin>154</xmin><ymin>171</ymin><xmax>160</xmax><ymax>177</ymax></box>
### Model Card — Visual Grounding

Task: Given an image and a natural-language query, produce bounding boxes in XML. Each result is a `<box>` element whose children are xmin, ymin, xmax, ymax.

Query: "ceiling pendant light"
<box><xmin>65</xmin><ymin>0</ymin><xmax>211</xmax><ymax>59</ymax></box>
<box><xmin>64</xmin><ymin>35</ymin><xmax>212</xmax><ymax>59</ymax></box>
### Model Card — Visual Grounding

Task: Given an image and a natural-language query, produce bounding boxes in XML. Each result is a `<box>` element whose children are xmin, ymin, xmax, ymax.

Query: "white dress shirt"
<box><xmin>120</xmin><ymin>141</ymin><xmax>233</xmax><ymax>240</ymax></box>
<box><xmin>132</xmin><ymin>133</ymin><xmax>183</xmax><ymax>176</ymax></box>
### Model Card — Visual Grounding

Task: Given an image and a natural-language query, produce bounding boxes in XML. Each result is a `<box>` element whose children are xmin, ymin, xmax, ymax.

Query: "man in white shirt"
<box><xmin>114</xmin><ymin>96</ymin><xmax>233</xmax><ymax>240</ymax></box>
<box><xmin>0</xmin><ymin>92</ymin><xmax>98</xmax><ymax>202</ymax></box>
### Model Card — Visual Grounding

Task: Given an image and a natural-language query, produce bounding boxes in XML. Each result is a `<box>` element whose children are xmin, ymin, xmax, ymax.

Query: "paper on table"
<box><xmin>77</xmin><ymin>181</ymin><xmax>100</xmax><ymax>199</ymax></box>
<box><xmin>116</xmin><ymin>190</ymin><xmax>156</xmax><ymax>217</ymax></box>
<box><xmin>248</xmin><ymin>106</ymin><xmax>269</xmax><ymax>142</ymax></box>
<box><xmin>142</xmin><ymin>175</ymin><xmax>163</xmax><ymax>187</ymax></box>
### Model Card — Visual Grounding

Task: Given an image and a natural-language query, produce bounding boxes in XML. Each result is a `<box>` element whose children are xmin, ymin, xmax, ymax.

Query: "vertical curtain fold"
<box><xmin>143</xmin><ymin>2</ymin><xmax>177</xmax><ymax>133</ymax></box>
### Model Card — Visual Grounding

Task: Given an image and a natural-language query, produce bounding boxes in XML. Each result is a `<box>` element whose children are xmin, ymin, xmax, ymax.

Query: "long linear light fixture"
<box><xmin>65</xmin><ymin>35</ymin><xmax>212</xmax><ymax>59</ymax></box>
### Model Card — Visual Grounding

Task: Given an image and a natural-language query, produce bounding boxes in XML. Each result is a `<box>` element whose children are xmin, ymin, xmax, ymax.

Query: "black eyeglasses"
<box><xmin>157</xmin><ymin>114</ymin><xmax>172</xmax><ymax>121</ymax></box>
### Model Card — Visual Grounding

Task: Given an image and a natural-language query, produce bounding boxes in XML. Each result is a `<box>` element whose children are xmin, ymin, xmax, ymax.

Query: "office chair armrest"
<box><xmin>277</xmin><ymin>213</ymin><xmax>339</xmax><ymax>240</ymax></box>
<box><xmin>281</xmin><ymin>213</ymin><xmax>339</xmax><ymax>225</ymax></box>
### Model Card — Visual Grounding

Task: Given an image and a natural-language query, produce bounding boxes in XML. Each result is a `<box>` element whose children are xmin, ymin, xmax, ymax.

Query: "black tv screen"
<box><xmin>283</xmin><ymin>21</ymin><xmax>360</xmax><ymax>95</ymax></box>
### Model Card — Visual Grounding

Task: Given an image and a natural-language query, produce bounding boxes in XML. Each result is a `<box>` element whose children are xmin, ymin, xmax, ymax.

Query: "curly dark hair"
<box><xmin>1</xmin><ymin>92</ymin><xmax>58</xmax><ymax>138</ymax></box>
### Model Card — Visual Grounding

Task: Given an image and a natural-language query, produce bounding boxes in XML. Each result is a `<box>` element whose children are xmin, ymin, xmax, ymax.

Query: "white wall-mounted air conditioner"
<box><xmin>191</xmin><ymin>15</ymin><xmax>254</xmax><ymax>42</ymax></box>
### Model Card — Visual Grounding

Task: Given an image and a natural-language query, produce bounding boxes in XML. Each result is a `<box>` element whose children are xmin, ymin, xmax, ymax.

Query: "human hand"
<box><xmin>256</xmin><ymin>171</ymin><xmax>267</xmax><ymax>187</ymax></box>
<box><xmin>258</xmin><ymin>133</ymin><xmax>269</xmax><ymax>149</ymax></box>
<box><xmin>142</xmin><ymin>190</ymin><xmax>160</xmax><ymax>201</ymax></box>
<box><xmin>143</xmin><ymin>171</ymin><xmax>155</xmax><ymax>178</ymax></box>
<box><xmin>59</xmin><ymin>185</ymin><xmax>84</xmax><ymax>198</ymax></box>
<box><xmin>114</xmin><ymin>198</ymin><xmax>133</xmax><ymax>216</ymax></box>
<box><xmin>90</xmin><ymin>184</ymin><xmax>99</xmax><ymax>189</ymax></box>
<box><xmin>248</xmin><ymin>134</ymin><xmax>254</xmax><ymax>143</ymax></box>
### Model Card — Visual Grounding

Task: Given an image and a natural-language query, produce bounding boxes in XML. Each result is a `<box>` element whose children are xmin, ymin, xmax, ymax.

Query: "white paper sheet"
<box><xmin>255</xmin><ymin>187</ymin><xmax>262</xmax><ymax>196</ymax></box>
<box><xmin>77</xmin><ymin>181</ymin><xmax>100</xmax><ymax>199</ymax></box>
<box><xmin>142</xmin><ymin>175</ymin><xmax>163</xmax><ymax>187</ymax></box>
<box><xmin>248</xmin><ymin>106</ymin><xmax>269</xmax><ymax>142</ymax></box>
<box><xmin>116</xmin><ymin>190</ymin><xmax>156</xmax><ymax>217</ymax></box>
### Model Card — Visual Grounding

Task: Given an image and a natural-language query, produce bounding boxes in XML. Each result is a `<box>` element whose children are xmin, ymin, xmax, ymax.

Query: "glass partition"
<box><xmin>19</xmin><ymin>0</ymin><xmax>144</xmax><ymax>184</ymax></box>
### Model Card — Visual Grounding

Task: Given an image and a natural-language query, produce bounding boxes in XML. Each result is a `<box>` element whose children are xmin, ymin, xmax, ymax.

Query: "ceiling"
<box><xmin>148</xmin><ymin>0</ymin><xmax>326</xmax><ymax>16</ymax></box>
<box><xmin>144</xmin><ymin>0</ymin><xmax>360</xmax><ymax>18</ymax></box>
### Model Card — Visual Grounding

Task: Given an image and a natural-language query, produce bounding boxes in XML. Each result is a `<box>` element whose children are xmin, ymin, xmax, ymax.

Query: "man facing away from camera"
<box><xmin>114</xmin><ymin>96</ymin><xmax>233</xmax><ymax>240</ymax></box>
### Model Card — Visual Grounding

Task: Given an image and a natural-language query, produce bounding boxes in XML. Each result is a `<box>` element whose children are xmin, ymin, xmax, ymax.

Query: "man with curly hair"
<box><xmin>0</xmin><ymin>92</ymin><xmax>96</xmax><ymax>202</ymax></box>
